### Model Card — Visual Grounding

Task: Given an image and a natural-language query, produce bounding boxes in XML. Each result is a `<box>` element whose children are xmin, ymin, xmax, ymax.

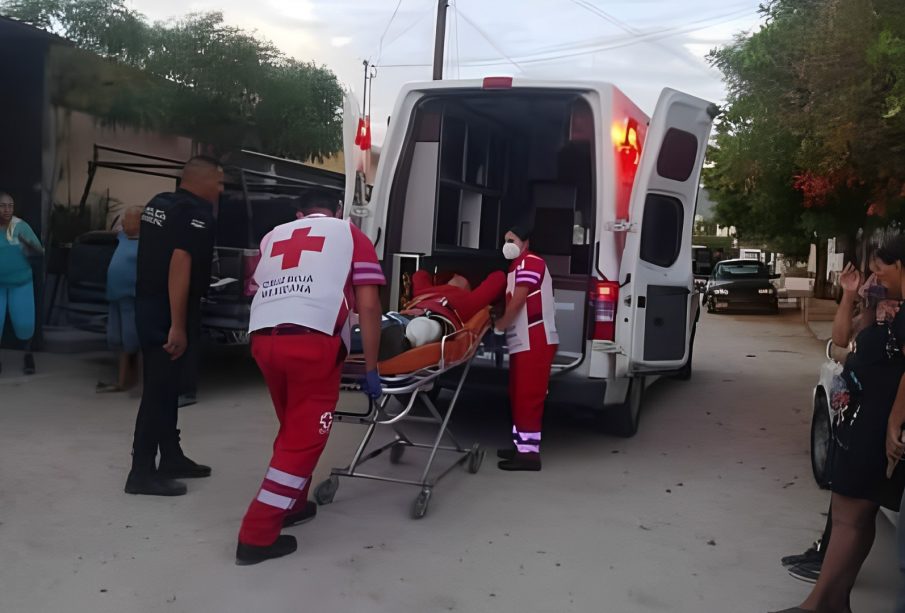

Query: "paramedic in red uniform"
<box><xmin>493</xmin><ymin>224</ymin><xmax>559</xmax><ymax>471</ymax></box>
<box><xmin>236</xmin><ymin>190</ymin><xmax>384</xmax><ymax>565</ymax></box>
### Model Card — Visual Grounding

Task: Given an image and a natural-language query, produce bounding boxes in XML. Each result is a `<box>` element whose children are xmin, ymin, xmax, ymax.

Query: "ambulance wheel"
<box><xmin>314</xmin><ymin>476</ymin><xmax>339</xmax><ymax>505</ymax></box>
<box><xmin>467</xmin><ymin>444</ymin><xmax>484</xmax><ymax>474</ymax></box>
<box><xmin>390</xmin><ymin>442</ymin><xmax>406</xmax><ymax>464</ymax></box>
<box><xmin>412</xmin><ymin>488</ymin><xmax>432</xmax><ymax>519</ymax></box>
<box><xmin>608</xmin><ymin>376</ymin><xmax>645</xmax><ymax>438</ymax></box>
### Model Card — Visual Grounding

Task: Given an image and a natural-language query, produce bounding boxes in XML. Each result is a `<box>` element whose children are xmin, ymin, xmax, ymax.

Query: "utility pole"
<box><xmin>432</xmin><ymin>0</ymin><xmax>449</xmax><ymax>80</ymax></box>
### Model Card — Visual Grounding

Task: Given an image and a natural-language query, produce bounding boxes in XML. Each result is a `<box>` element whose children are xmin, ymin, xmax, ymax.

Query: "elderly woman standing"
<box><xmin>773</xmin><ymin>237</ymin><xmax>905</xmax><ymax>613</ymax></box>
<box><xmin>0</xmin><ymin>191</ymin><xmax>43</xmax><ymax>375</ymax></box>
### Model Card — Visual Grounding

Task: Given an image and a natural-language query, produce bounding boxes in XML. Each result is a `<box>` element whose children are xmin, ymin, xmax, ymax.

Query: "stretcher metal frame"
<box><xmin>315</xmin><ymin>323</ymin><xmax>488</xmax><ymax>519</ymax></box>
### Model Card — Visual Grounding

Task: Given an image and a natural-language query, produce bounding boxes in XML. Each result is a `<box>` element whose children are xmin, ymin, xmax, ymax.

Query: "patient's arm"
<box><xmin>469</xmin><ymin>271</ymin><xmax>506</xmax><ymax>309</ymax></box>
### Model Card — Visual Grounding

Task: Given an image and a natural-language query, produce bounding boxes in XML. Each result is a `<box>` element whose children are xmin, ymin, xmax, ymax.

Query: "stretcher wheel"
<box><xmin>389</xmin><ymin>442</ymin><xmax>406</xmax><ymax>464</ymax></box>
<box><xmin>411</xmin><ymin>488</ymin><xmax>432</xmax><ymax>519</ymax></box>
<box><xmin>314</xmin><ymin>476</ymin><xmax>339</xmax><ymax>505</ymax></box>
<box><xmin>467</xmin><ymin>444</ymin><xmax>484</xmax><ymax>474</ymax></box>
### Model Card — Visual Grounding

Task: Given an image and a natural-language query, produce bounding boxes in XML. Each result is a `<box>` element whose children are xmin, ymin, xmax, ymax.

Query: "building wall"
<box><xmin>51</xmin><ymin>109</ymin><xmax>195</xmax><ymax>229</ymax></box>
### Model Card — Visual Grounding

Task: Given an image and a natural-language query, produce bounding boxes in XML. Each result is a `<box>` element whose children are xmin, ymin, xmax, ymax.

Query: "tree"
<box><xmin>705</xmin><ymin>0</ymin><xmax>905</xmax><ymax>295</ymax></box>
<box><xmin>0</xmin><ymin>0</ymin><xmax>343</xmax><ymax>161</ymax></box>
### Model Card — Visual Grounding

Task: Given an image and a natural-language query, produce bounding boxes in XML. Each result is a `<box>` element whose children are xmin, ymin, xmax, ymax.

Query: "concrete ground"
<box><xmin>0</xmin><ymin>311</ymin><xmax>897</xmax><ymax>613</ymax></box>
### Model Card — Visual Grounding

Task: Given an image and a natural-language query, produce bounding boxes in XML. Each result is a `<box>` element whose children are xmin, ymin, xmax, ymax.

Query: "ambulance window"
<box><xmin>640</xmin><ymin>194</ymin><xmax>682</xmax><ymax>268</ymax></box>
<box><xmin>656</xmin><ymin>128</ymin><xmax>698</xmax><ymax>182</ymax></box>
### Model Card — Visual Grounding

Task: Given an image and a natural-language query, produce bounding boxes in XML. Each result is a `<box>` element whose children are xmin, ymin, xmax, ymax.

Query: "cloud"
<box><xmin>331</xmin><ymin>36</ymin><xmax>353</xmax><ymax>48</ymax></box>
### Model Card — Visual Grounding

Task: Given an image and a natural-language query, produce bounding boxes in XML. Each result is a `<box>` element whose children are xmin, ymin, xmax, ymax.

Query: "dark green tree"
<box><xmin>705</xmin><ymin>0</ymin><xmax>905</xmax><ymax>293</ymax></box>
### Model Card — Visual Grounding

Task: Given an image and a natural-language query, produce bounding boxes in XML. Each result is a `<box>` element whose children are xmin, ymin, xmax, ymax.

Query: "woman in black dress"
<box><xmin>776</xmin><ymin>238</ymin><xmax>905</xmax><ymax>613</ymax></box>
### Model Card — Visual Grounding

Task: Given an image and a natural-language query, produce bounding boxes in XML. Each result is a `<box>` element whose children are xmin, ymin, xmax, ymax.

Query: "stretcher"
<box><xmin>314</xmin><ymin>308</ymin><xmax>491</xmax><ymax>518</ymax></box>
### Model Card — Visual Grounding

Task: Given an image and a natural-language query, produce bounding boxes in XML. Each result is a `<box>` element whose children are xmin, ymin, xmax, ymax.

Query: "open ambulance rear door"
<box><xmin>615</xmin><ymin>88</ymin><xmax>717</xmax><ymax>377</ymax></box>
<box><xmin>343</xmin><ymin>92</ymin><xmax>364</xmax><ymax>220</ymax></box>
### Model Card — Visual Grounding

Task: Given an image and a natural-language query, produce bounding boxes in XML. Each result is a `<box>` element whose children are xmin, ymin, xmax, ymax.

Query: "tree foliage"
<box><xmin>705</xmin><ymin>0</ymin><xmax>905</xmax><ymax>257</ymax></box>
<box><xmin>0</xmin><ymin>0</ymin><xmax>343</xmax><ymax>161</ymax></box>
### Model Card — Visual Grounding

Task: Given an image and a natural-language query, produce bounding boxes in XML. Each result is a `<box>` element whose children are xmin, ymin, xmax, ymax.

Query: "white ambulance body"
<box><xmin>345</xmin><ymin>78</ymin><xmax>716</xmax><ymax>435</ymax></box>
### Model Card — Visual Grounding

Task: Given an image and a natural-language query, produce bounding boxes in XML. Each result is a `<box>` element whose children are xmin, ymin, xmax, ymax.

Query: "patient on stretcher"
<box><xmin>350</xmin><ymin>269</ymin><xmax>505</xmax><ymax>360</ymax></box>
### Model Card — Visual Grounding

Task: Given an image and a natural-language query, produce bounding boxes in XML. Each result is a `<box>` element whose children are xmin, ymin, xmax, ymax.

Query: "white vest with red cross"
<box><xmin>505</xmin><ymin>255</ymin><xmax>559</xmax><ymax>354</ymax></box>
<box><xmin>249</xmin><ymin>216</ymin><xmax>353</xmax><ymax>335</ymax></box>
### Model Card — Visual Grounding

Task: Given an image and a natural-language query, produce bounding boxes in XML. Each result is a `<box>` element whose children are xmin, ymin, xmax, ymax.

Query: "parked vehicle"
<box><xmin>346</xmin><ymin>78</ymin><xmax>716</xmax><ymax>436</ymax></box>
<box><xmin>704</xmin><ymin>258</ymin><xmax>780</xmax><ymax>314</ymax></box>
<box><xmin>811</xmin><ymin>340</ymin><xmax>837</xmax><ymax>489</ymax></box>
<box><xmin>58</xmin><ymin>147</ymin><xmax>344</xmax><ymax>343</ymax></box>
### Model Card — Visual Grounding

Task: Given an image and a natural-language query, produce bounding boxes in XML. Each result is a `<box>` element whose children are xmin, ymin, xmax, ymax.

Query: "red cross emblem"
<box><xmin>271</xmin><ymin>227</ymin><xmax>326</xmax><ymax>270</ymax></box>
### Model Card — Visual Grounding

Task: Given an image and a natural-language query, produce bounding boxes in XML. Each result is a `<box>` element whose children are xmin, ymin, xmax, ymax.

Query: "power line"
<box><xmin>567</xmin><ymin>0</ymin><xmax>720</xmax><ymax>77</ymax></box>
<box><xmin>455</xmin><ymin>7</ymin><xmax>524</xmax><ymax>73</ymax></box>
<box><xmin>376</xmin><ymin>8</ymin><xmax>433</xmax><ymax>58</ymax></box>
<box><xmin>504</xmin><ymin>1</ymin><xmax>753</xmax><ymax>59</ymax></box>
<box><xmin>376</xmin><ymin>5</ymin><xmax>757</xmax><ymax>69</ymax></box>
<box><xmin>373</xmin><ymin>0</ymin><xmax>406</xmax><ymax>66</ymax></box>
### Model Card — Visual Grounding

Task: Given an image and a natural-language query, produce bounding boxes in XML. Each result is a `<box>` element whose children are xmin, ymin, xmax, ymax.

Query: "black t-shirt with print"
<box><xmin>135</xmin><ymin>189</ymin><xmax>215</xmax><ymax>344</ymax></box>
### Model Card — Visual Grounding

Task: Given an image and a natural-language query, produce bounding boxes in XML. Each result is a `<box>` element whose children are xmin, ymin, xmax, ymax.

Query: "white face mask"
<box><xmin>502</xmin><ymin>242</ymin><xmax>521</xmax><ymax>260</ymax></box>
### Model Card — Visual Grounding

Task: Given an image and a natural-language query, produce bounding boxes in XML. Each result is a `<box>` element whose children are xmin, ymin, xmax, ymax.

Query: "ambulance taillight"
<box><xmin>590</xmin><ymin>281</ymin><xmax>619</xmax><ymax>341</ymax></box>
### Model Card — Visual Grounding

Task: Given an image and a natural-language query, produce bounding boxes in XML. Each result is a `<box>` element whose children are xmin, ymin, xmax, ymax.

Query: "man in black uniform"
<box><xmin>125</xmin><ymin>156</ymin><xmax>222</xmax><ymax>496</ymax></box>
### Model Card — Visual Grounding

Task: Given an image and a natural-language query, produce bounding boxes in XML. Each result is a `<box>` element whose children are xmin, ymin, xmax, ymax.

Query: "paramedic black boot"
<box><xmin>496</xmin><ymin>447</ymin><xmax>517</xmax><ymax>460</ymax></box>
<box><xmin>158</xmin><ymin>430</ymin><xmax>212</xmax><ymax>479</ymax></box>
<box><xmin>236</xmin><ymin>535</ymin><xmax>298</xmax><ymax>566</ymax></box>
<box><xmin>498</xmin><ymin>452</ymin><xmax>542</xmax><ymax>471</ymax></box>
<box><xmin>282</xmin><ymin>501</ymin><xmax>317</xmax><ymax>528</ymax></box>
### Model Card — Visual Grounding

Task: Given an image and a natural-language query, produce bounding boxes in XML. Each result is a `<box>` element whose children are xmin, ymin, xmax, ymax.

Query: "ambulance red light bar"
<box><xmin>483</xmin><ymin>77</ymin><xmax>513</xmax><ymax>89</ymax></box>
<box><xmin>589</xmin><ymin>280</ymin><xmax>619</xmax><ymax>341</ymax></box>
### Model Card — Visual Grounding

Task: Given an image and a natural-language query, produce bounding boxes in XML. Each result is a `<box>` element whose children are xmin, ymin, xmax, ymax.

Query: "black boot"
<box><xmin>496</xmin><ymin>447</ymin><xmax>516</xmax><ymax>460</ymax></box>
<box><xmin>498</xmin><ymin>452</ymin><xmax>542</xmax><ymax>471</ymax></box>
<box><xmin>23</xmin><ymin>353</ymin><xmax>35</xmax><ymax>375</ymax></box>
<box><xmin>158</xmin><ymin>430</ymin><xmax>211</xmax><ymax>479</ymax></box>
<box><xmin>124</xmin><ymin>470</ymin><xmax>187</xmax><ymax>496</ymax></box>
<box><xmin>236</xmin><ymin>535</ymin><xmax>298</xmax><ymax>566</ymax></box>
<box><xmin>282</xmin><ymin>501</ymin><xmax>317</xmax><ymax>528</ymax></box>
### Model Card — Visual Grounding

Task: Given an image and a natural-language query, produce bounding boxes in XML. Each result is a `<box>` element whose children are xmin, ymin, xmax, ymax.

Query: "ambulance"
<box><xmin>344</xmin><ymin>78</ymin><xmax>717</xmax><ymax>436</ymax></box>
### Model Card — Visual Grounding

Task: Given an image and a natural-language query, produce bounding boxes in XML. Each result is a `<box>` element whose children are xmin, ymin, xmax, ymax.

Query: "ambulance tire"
<box><xmin>608</xmin><ymin>376</ymin><xmax>645</xmax><ymax>438</ymax></box>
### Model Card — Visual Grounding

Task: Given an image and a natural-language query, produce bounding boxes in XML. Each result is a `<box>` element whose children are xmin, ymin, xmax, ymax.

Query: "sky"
<box><xmin>125</xmin><ymin>0</ymin><xmax>767</xmax><ymax>144</ymax></box>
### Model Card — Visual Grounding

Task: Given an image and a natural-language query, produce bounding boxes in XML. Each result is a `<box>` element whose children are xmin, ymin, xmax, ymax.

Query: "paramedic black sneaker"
<box><xmin>23</xmin><ymin>353</ymin><xmax>35</xmax><ymax>375</ymax></box>
<box><xmin>780</xmin><ymin>543</ymin><xmax>822</xmax><ymax>568</ymax></box>
<box><xmin>124</xmin><ymin>472</ymin><xmax>187</xmax><ymax>496</ymax></box>
<box><xmin>787</xmin><ymin>560</ymin><xmax>821</xmax><ymax>584</ymax></box>
<box><xmin>282</xmin><ymin>501</ymin><xmax>317</xmax><ymax>528</ymax></box>
<box><xmin>236</xmin><ymin>535</ymin><xmax>298</xmax><ymax>566</ymax></box>
<box><xmin>498</xmin><ymin>452</ymin><xmax>541</xmax><ymax>471</ymax></box>
<box><xmin>496</xmin><ymin>447</ymin><xmax>517</xmax><ymax>460</ymax></box>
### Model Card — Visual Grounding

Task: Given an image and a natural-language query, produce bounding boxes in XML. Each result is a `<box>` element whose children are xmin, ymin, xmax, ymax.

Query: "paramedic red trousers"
<box><xmin>509</xmin><ymin>324</ymin><xmax>557</xmax><ymax>453</ymax></box>
<box><xmin>238</xmin><ymin>328</ymin><xmax>343</xmax><ymax>547</ymax></box>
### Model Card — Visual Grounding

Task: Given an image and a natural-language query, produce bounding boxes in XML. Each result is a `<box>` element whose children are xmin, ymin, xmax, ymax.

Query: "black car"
<box><xmin>704</xmin><ymin>259</ymin><xmax>779</xmax><ymax>313</ymax></box>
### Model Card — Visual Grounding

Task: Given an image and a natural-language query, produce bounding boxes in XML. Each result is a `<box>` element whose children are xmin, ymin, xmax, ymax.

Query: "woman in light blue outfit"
<box><xmin>0</xmin><ymin>191</ymin><xmax>43</xmax><ymax>375</ymax></box>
